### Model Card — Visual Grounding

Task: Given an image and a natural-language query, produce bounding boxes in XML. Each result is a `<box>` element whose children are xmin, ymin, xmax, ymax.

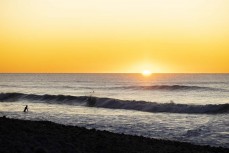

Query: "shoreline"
<box><xmin>0</xmin><ymin>117</ymin><xmax>228</xmax><ymax>153</ymax></box>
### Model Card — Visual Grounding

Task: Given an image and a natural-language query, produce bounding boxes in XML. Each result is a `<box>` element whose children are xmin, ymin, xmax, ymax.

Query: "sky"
<box><xmin>1</xmin><ymin>0</ymin><xmax>229</xmax><ymax>73</ymax></box>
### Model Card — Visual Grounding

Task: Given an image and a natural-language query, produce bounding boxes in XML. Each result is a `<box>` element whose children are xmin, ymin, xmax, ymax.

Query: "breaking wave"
<box><xmin>0</xmin><ymin>92</ymin><xmax>228</xmax><ymax>114</ymax></box>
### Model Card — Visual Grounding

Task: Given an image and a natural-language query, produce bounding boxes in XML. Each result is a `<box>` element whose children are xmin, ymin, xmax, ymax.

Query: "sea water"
<box><xmin>0</xmin><ymin>74</ymin><xmax>228</xmax><ymax>147</ymax></box>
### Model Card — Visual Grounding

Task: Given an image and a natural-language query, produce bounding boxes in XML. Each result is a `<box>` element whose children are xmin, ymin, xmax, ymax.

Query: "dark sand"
<box><xmin>0</xmin><ymin>117</ymin><xmax>228</xmax><ymax>153</ymax></box>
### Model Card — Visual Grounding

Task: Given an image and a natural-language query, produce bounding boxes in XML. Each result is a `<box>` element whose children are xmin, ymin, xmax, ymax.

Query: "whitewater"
<box><xmin>0</xmin><ymin>74</ymin><xmax>228</xmax><ymax>148</ymax></box>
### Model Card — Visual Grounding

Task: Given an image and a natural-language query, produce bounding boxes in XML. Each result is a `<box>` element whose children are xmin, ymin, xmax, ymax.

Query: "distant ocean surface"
<box><xmin>0</xmin><ymin>74</ymin><xmax>228</xmax><ymax>148</ymax></box>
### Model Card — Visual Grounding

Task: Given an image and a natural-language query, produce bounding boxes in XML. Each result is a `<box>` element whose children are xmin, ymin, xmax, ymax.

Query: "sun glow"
<box><xmin>142</xmin><ymin>70</ymin><xmax>152</xmax><ymax>76</ymax></box>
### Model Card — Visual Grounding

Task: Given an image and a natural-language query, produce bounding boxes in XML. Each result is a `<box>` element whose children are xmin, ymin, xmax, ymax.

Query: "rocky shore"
<box><xmin>0</xmin><ymin>117</ymin><xmax>228</xmax><ymax>153</ymax></box>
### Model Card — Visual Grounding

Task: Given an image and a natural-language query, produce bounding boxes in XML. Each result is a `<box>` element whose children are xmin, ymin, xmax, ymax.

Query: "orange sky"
<box><xmin>1</xmin><ymin>0</ymin><xmax>229</xmax><ymax>73</ymax></box>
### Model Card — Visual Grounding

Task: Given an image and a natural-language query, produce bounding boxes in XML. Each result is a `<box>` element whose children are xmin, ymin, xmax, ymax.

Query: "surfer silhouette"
<box><xmin>23</xmin><ymin>105</ymin><xmax>28</xmax><ymax>112</ymax></box>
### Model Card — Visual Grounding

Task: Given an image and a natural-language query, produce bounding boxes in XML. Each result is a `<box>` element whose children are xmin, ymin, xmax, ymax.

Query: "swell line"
<box><xmin>111</xmin><ymin>85</ymin><xmax>225</xmax><ymax>91</ymax></box>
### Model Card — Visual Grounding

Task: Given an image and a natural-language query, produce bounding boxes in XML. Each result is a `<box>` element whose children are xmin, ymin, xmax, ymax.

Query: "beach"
<box><xmin>0</xmin><ymin>117</ymin><xmax>228</xmax><ymax>153</ymax></box>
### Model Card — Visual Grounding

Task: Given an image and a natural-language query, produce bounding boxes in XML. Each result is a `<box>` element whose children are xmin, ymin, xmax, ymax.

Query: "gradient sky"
<box><xmin>1</xmin><ymin>0</ymin><xmax>229</xmax><ymax>73</ymax></box>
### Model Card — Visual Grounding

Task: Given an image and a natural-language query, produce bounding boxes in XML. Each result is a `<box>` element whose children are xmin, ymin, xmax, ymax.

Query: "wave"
<box><xmin>1</xmin><ymin>84</ymin><xmax>225</xmax><ymax>92</ymax></box>
<box><xmin>0</xmin><ymin>92</ymin><xmax>228</xmax><ymax>114</ymax></box>
<box><xmin>113</xmin><ymin>85</ymin><xmax>223</xmax><ymax>91</ymax></box>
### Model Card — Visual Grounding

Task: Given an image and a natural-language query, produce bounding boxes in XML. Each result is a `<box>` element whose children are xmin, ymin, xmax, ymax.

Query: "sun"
<box><xmin>142</xmin><ymin>70</ymin><xmax>152</xmax><ymax>76</ymax></box>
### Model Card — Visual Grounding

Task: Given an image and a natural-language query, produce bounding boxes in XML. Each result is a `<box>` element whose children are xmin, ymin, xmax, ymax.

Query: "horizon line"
<box><xmin>0</xmin><ymin>72</ymin><xmax>229</xmax><ymax>74</ymax></box>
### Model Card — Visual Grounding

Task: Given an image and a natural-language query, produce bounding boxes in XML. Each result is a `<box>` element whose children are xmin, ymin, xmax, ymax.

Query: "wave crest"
<box><xmin>0</xmin><ymin>92</ymin><xmax>228</xmax><ymax>114</ymax></box>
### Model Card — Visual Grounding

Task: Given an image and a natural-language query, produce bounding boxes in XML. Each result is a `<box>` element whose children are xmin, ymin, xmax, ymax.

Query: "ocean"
<box><xmin>0</xmin><ymin>73</ymin><xmax>228</xmax><ymax>148</ymax></box>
